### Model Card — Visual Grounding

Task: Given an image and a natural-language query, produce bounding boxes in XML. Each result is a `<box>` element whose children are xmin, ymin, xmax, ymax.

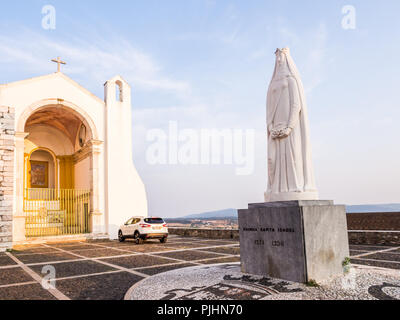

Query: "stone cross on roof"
<box><xmin>51</xmin><ymin>56</ymin><xmax>66</xmax><ymax>72</ymax></box>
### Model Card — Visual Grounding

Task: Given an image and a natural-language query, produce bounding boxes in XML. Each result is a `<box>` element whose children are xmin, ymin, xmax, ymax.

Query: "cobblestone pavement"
<box><xmin>0</xmin><ymin>235</ymin><xmax>239</xmax><ymax>300</ymax></box>
<box><xmin>1</xmin><ymin>238</ymin><xmax>399</xmax><ymax>300</ymax></box>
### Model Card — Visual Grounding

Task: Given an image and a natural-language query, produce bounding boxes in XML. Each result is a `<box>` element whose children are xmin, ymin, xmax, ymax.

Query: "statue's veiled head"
<box><xmin>275</xmin><ymin>47</ymin><xmax>290</xmax><ymax>58</ymax></box>
<box><xmin>274</xmin><ymin>48</ymin><xmax>291</xmax><ymax>77</ymax></box>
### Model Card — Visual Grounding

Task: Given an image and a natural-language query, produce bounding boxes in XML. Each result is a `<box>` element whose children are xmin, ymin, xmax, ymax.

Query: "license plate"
<box><xmin>153</xmin><ymin>226</ymin><xmax>162</xmax><ymax>230</ymax></box>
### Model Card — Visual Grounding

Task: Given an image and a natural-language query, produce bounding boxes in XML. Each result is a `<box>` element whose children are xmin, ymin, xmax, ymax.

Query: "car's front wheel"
<box><xmin>118</xmin><ymin>231</ymin><xmax>125</xmax><ymax>242</ymax></box>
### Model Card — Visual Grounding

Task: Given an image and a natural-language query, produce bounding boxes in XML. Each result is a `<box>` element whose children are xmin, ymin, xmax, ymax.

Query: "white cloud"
<box><xmin>0</xmin><ymin>29</ymin><xmax>191</xmax><ymax>96</ymax></box>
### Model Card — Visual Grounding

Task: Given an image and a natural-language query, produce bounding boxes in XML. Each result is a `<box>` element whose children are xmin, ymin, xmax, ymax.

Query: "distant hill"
<box><xmin>181</xmin><ymin>208</ymin><xmax>238</xmax><ymax>219</ymax></box>
<box><xmin>177</xmin><ymin>204</ymin><xmax>400</xmax><ymax>219</ymax></box>
<box><xmin>346</xmin><ymin>203</ymin><xmax>400</xmax><ymax>213</ymax></box>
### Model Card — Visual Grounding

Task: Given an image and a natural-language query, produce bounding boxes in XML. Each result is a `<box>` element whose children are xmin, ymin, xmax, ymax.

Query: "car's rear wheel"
<box><xmin>118</xmin><ymin>231</ymin><xmax>125</xmax><ymax>242</ymax></box>
<box><xmin>134</xmin><ymin>231</ymin><xmax>143</xmax><ymax>245</ymax></box>
<box><xmin>160</xmin><ymin>237</ymin><xmax>168</xmax><ymax>244</ymax></box>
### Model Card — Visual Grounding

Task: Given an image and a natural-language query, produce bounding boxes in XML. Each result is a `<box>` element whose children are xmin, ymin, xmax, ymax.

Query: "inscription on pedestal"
<box><xmin>239</xmin><ymin>205</ymin><xmax>306</xmax><ymax>283</ymax></box>
<box><xmin>244</xmin><ymin>227</ymin><xmax>297</xmax><ymax>248</ymax></box>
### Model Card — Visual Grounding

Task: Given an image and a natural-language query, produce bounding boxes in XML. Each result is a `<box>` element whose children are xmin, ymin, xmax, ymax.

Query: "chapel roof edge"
<box><xmin>0</xmin><ymin>72</ymin><xmax>105</xmax><ymax>105</ymax></box>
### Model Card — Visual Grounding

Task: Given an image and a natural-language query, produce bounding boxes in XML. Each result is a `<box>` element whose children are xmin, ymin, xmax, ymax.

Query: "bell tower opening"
<box><xmin>115</xmin><ymin>80</ymin><xmax>123</xmax><ymax>102</ymax></box>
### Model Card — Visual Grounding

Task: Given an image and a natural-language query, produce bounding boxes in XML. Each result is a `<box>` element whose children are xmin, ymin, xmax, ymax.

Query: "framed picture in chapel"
<box><xmin>30</xmin><ymin>161</ymin><xmax>49</xmax><ymax>188</ymax></box>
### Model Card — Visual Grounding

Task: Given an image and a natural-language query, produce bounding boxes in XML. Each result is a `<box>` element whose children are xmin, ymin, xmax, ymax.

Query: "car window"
<box><xmin>125</xmin><ymin>218</ymin><xmax>133</xmax><ymax>225</ymax></box>
<box><xmin>144</xmin><ymin>218</ymin><xmax>165</xmax><ymax>224</ymax></box>
<box><xmin>132</xmin><ymin>218</ymin><xmax>140</xmax><ymax>224</ymax></box>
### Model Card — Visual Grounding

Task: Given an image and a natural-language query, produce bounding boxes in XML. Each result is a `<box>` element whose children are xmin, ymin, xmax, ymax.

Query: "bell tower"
<box><xmin>104</xmin><ymin>76</ymin><xmax>148</xmax><ymax>229</ymax></box>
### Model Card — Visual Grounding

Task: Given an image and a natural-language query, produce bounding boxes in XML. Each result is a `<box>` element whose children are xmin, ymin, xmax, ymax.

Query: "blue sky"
<box><xmin>1</xmin><ymin>1</ymin><xmax>400</xmax><ymax>217</ymax></box>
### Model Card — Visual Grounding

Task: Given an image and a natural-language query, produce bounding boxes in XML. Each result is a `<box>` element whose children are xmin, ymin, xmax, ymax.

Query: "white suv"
<box><xmin>118</xmin><ymin>217</ymin><xmax>168</xmax><ymax>244</ymax></box>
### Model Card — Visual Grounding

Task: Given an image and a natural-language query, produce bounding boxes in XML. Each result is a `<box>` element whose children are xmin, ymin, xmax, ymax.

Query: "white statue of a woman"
<box><xmin>265</xmin><ymin>48</ymin><xmax>319</xmax><ymax>202</ymax></box>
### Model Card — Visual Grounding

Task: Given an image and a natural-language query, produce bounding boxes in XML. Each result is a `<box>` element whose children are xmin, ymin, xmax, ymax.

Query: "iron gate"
<box><xmin>24</xmin><ymin>188</ymin><xmax>90</xmax><ymax>237</ymax></box>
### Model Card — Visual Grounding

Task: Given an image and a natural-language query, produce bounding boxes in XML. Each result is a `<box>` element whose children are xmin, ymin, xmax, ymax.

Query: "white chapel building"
<box><xmin>0</xmin><ymin>60</ymin><xmax>148</xmax><ymax>250</ymax></box>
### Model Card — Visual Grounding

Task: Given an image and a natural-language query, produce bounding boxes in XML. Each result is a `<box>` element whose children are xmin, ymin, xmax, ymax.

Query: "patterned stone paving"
<box><xmin>136</xmin><ymin>263</ymin><xmax>197</xmax><ymax>276</ymax></box>
<box><xmin>127</xmin><ymin>263</ymin><xmax>400</xmax><ymax>301</ymax></box>
<box><xmin>68</xmin><ymin>248</ymin><xmax>132</xmax><ymax>258</ymax></box>
<box><xmin>0</xmin><ymin>254</ymin><xmax>17</xmax><ymax>267</ymax></box>
<box><xmin>0</xmin><ymin>237</ymin><xmax>399</xmax><ymax>300</ymax></box>
<box><xmin>128</xmin><ymin>264</ymin><xmax>304</xmax><ymax>300</ymax></box>
<box><xmin>56</xmin><ymin>272</ymin><xmax>143</xmax><ymax>300</ymax></box>
<box><xmin>198</xmin><ymin>256</ymin><xmax>241</xmax><ymax>265</ymax></box>
<box><xmin>156</xmin><ymin>250</ymin><xmax>224</xmax><ymax>262</ymax></box>
<box><xmin>200</xmin><ymin>246</ymin><xmax>241</xmax><ymax>255</ymax></box>
<box><xmin>349</xmin><ymin>244</ymin><xmax>400</xmax><ymax>269</ymax></box>
<box><xmin>100</xmin><ymin>254</ymin><xmax>177</xmax><ymax>269</ymax></box>
<box><xmin>30</xmin><ymin>260</ymin><xmax>117</xmax><ymax>278</ymax></box>
<box><xmin>15</xmin><ymin>252</ymin><xmax>81</xmax><ymax>264</ymax></box>
<box><xmin>0</xmin><ymin>283</ymin><xmax>57</xmax><ymax>300</ymax></box>
<box><xmin>0</xmin><ymin>268</ymin><xmax>34</xmax><ymax>286</ymax></box>
<box><xmin>0</xmin><ymin>236</ymin><xmax>240</xmax><ymax>300</ymax></box>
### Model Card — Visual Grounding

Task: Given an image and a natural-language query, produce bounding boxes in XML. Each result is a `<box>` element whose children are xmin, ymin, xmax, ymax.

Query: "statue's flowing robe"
<box><xmin>266</xmin><ymin>54</ymin><xmax>317</xmax><ymax>201</ymax></box>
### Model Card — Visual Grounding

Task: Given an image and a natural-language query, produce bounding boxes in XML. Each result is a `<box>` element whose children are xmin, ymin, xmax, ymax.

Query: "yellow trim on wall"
<box><xmin>58</xmin><ymin>155</ymin><xmax>75</xmax><ymax>189</ymax></box>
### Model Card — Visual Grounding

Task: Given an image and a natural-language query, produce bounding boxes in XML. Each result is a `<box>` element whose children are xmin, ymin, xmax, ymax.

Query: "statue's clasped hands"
<box><xmin>271</xmin><ymin>127</ymin><xmax>292</xmax><ymax>139</ymax></box>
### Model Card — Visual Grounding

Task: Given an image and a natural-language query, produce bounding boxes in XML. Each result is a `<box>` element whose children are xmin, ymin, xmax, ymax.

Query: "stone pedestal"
<box><xmin>238</xmin><ymin>200</ymin><xmax>350</xmax><ymax>283</ymax></box>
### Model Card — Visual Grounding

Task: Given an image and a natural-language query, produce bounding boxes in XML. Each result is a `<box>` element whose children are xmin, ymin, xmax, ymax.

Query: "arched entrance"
<box><xmin>19</xmin><ymin>102</ymin><xmax>99</xmax><ymax>238</ymax></box>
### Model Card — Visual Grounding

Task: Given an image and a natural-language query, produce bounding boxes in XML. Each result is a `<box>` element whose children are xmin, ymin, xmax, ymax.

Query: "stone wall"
<box><xmin>170</xmin><ymin>228</ymin><xmax>400</xmax><ymax>246</ymax></box>
<box><xmin>169</xmin><ymin>228</ymin><xmax>239</xmax><ymax>240</ymax></box>
<box><xmin>348</xmin><ymin>231</ymin><xmax>400</xmax><ymax>246</ymax></box>
<box><xmin>0</xmin><ymin>106</ymin><xmax>15</xmax><ymax>251</ymax></box>
<box><xmin>347</xmin><ymin>212</ymin><xmax>400</xmax><ymax>231</ymax></box>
